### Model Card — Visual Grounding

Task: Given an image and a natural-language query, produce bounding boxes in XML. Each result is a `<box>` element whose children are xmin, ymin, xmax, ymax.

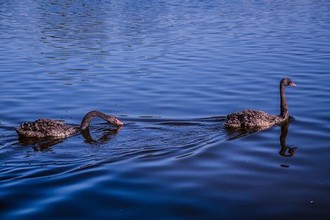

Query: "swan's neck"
<box><xmin>80</xmin><ymin>111</ymin><xmax>110</xmax><ymax>130</ymax></box>
<box><xmin>280</xmin><ymin>83</ymin><xmax>289</xmax><ymax>119</ymax></box>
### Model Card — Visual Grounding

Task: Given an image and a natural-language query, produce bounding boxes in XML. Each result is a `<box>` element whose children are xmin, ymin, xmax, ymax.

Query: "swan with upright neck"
<box><xmin>16</xmin><ymin>110</ymin><xmax>123</xmax><ymax>139</ymax></box>
<box><xmin>224</xmin><ymin>78</ymin><xmax>296</xmax><ymax>130</ymax></box>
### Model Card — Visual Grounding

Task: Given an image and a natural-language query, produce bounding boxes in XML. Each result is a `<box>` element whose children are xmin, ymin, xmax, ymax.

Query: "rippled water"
<box><xmin>1</xmin><ymin>0</ymin><xmax>330</xmax><ymax>219</ymax></box>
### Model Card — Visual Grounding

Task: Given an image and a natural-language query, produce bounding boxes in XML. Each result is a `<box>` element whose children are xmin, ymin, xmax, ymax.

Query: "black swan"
<box><xmin>16</xmin><ymin>110</ymin><xmax>123</xmax><ymax>138</ymax></box>
<box><xmin>224</xmin><ymin>78</ymin><xmax>296</xmax><ymax>130</ymax></box>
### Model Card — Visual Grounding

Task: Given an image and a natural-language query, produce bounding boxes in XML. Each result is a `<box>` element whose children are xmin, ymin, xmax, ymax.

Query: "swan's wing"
<box><xmin>36</xmin><ymin>119</ymin><xmax>66</xmax><ymax>125</ymax></box>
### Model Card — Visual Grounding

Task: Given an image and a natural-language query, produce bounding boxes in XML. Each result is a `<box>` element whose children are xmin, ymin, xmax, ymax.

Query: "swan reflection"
<box><xmin>226</xmin><ymin>119</ymin><xmax>297</xmax><ymax>157</ymax></box>
<box><xmin>279</xmin><ymin>121</ymin><xmax>297</xmax><ymax>157</ymax></box>
<box><xmin>81</xmin><ymin>126</ymin><xmax>121</xmax><ymax>145</ymax></box>
<box><xmin>18</xmin><ymin>126</ymin><xmax>121</xmax><ymax>151</ymax></box>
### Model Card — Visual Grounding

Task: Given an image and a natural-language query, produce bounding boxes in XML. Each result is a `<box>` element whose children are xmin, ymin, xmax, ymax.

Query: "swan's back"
<box><xmin>16</xmin><ymin>119</ymin><xmax>79</xmax><ymax>138</ymax></box>
<box><xmin>224</xmin><ymin>110</ymin><xmax>284</xmax><ymax>130</ymax></box>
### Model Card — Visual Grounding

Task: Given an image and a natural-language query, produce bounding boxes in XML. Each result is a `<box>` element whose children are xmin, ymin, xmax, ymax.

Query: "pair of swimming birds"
<box><xmin>16</xmin><ymin>78</ymin><xmax>296</xmax><ymax>139</ymax></box>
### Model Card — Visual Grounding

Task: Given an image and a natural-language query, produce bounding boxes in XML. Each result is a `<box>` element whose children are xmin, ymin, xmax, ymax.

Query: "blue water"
<box><xmin>1</xmin><ymin>0</ymin><xmax>330</xmax><ymax>219</ymax></box>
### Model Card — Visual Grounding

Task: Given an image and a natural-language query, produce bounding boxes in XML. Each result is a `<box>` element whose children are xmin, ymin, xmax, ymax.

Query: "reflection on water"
<box><xmin>18</xmin><ymin>135</ymin><xmax>65</xmax><ymax>151</ymax></box>
<box><xmin>18</xmin><ymin>126</ymin><xmax>121</xmax><ymax>151</ymax></box>
<box><xmin>81</xmin><ymin>127</ymin><xmax>121</xmax><ymax>145</ymax></box>
<box><xmin>226</xmin><ymin>116</ymin><xmax>298</xmax><ymax>159</ymax></box>
<box><xmin>279</xmin><ymin>121</ymin><xmax>297</xmax><ymax>158</ymax></box>
<box><xmin>1</xmin><ymin>0</ymin><xmax>330</xmax><ymax>219</ymax></box>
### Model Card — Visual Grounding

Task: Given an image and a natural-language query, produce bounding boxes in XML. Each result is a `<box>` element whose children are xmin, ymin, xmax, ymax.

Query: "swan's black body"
<box><xmin>224</xmin><ymin>78</ymin><xmax>296</xmax><ymax>130</ymax></box>
<box><xmin>16</xmin><ymin>110</ymin><xmax>123</xmax><ymax>138</ymax></box>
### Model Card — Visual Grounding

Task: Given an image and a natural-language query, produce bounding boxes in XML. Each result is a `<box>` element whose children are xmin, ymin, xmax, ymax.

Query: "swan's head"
<box><xmin>106</xmin><ymin>116</ymin><xmax>124</xmax><ymax>128</ymax></box>
<box><xmin>282</xmin><ymin>78</ymin><xmax>296</xmax><ymax>87</ymax></box>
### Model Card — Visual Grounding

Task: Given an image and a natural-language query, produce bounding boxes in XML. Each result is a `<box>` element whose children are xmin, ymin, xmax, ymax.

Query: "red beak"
<box><xmin>115</xmin><ymin>119</ymin><xmax>124</xmax><ymax>127</ymax></box>
<box><xmin>290</xmin><ymin>82</ymin><xmax>296</xmax><ymax>87</ymax></box>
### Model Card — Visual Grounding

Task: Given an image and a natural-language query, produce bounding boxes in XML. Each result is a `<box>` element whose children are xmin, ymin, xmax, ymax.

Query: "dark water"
<box><xmin>1</xmin><ymin>0</ymin><xmax>330</xmax><ymax>219</ymax></box>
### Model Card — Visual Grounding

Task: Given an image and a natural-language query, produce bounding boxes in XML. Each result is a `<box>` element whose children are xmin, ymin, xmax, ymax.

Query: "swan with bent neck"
<box><xmin>224</xmin><ymin>78</ymin><xmax>296</xmax><ymax>130</ymax></box>
<box><xmin>16</xmin><ymin>110</ymin><xmax>123</xmax><ymax>138</ymax></box>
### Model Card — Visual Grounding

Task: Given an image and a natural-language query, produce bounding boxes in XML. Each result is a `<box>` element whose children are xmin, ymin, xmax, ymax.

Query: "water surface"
<box><xmin>1</xmin><ymin>0</ymin><xmax>330</xmax><ymax>219</ymax></box>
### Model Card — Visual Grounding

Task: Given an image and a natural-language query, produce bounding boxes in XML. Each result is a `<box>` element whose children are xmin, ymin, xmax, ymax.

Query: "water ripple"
<box><xmin>1</xmin><ymin>0</ymin><xmax>330</xmax><ymax>219</ymax></box>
